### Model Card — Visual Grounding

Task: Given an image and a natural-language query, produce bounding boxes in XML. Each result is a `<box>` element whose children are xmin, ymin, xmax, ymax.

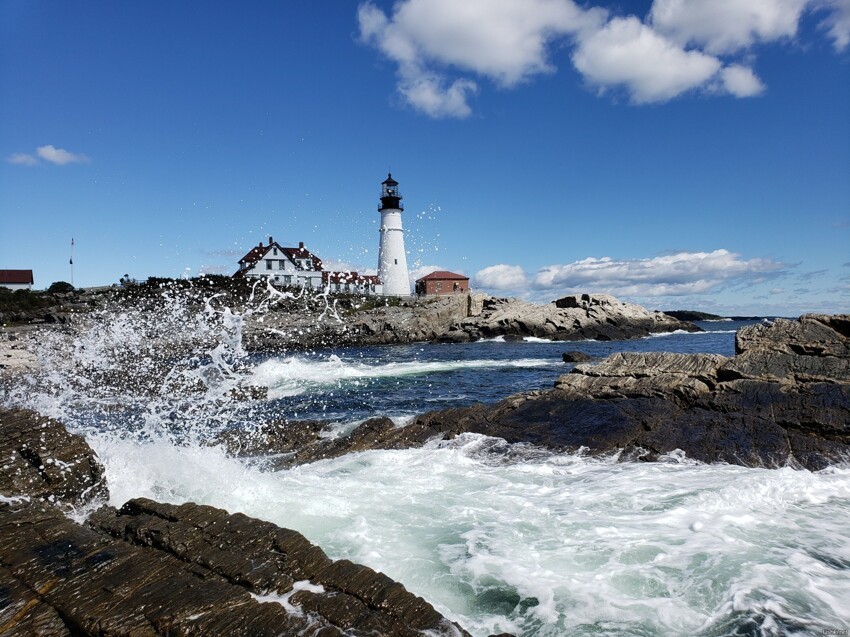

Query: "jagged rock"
<box><xmin>0</xmin><ymin>408</ymin><xmax>107</xmax><ymax>507</ymax></box>
<box><xmin>467</xmin><ymin>292</ymin><xmax>486</xmax><ymax>317</ymax></box>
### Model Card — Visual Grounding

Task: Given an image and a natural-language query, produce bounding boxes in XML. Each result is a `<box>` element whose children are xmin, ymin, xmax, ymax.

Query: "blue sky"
<box><xmin>1</xmin><ymin>0</ymin><xmax>848</xmax><ymax>315</ymax></box>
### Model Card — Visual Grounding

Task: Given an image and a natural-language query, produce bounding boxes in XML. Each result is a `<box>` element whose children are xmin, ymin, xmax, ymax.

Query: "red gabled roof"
<box><xmin>238</xmin><ymin>244</ymin><xmax>271</xmax><ymax>267</ymax></box>
<box><xmin>236</xmin><ymin>239</ymin><xmax>323</xmax><ymax>272</ymax></box>
<box><xmin>0</xmin><ymin>269</ymin><xmax>33</xmax><ymax>284</ymax></box>
<box><xmin>281</xmin><ymin>246</ymin><xmax>323</xmax><ymax>271</ymax></box>
<box><xmin>415</xmin><ymin>270</ymin><xmax>468</xmax><ymax>282</ymax></box>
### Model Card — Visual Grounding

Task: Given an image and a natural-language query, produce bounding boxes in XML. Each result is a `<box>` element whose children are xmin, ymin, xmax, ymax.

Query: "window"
<box><xmin>279</xmin><ymin>260</ymin><xmax>285</xmax><ymax>270</ymax></box>
<box><xmin>394</xmin><ymin>258</ymin><xmax>398</xmax><ymax>265</ymax></box>
<box><xmin>273</xmin><ymin>248</ymin><xmax>278</xmax><ymax>256</ymax></box>
<box><xmin>266</xmin><ymin>260</ymin><xmax>272</xmax><ymax>270</ymax></box>
<box><xmin>284</xmin><ymin>275</ymin><xmax>292</xmax><ymax>284</ymax></box>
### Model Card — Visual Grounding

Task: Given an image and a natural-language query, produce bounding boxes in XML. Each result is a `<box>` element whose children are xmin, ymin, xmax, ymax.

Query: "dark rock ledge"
<box><xmin>230</xmin><ymin>314</ymin><xmax>850</xmax><ymax>471</ymax></box>
<box><xmin>0</xmin><ymin>408</ymin><xmax>506</xmax><ymax>637</ymax></box>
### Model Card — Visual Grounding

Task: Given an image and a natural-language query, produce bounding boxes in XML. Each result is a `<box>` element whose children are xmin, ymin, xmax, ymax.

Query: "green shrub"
<box><xmin>47</xmin><ymin>281</ymin><xmax>75</xmax><ymax>293</ymax></box>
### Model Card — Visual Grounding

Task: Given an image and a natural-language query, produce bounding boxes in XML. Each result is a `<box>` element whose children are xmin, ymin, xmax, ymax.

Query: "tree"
<box><xmin>47</xmin><ymin>281</ymin><xmax>75</xmax><ymax>293</ymax></box>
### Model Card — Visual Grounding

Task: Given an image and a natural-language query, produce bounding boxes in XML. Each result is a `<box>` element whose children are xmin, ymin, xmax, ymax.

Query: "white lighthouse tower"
<box><xmin>377</xmin><ymin>173</ymin><xmax>411</xmax><ymax>296</ymax></box>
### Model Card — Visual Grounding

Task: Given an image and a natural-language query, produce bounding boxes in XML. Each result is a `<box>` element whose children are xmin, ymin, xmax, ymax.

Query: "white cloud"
<box><xmin>572</xmin><ymin>16</ymin><xmax>722</xmax><ymax>103</ymax></box>
<box><xmin>36</xmin><ymin>144</ymin><xmax>89</xmax><ymax>165</ymax></box>
<box><xmin>358</xmin><ymin>0</ymin><xmax>846</xmax><ymax>114</ymax></box>
<box><xmin>360</xmin><ymin>0</ymin><xmax>603</xmax><ymax>85</ymax></box>
<box><xmin>400</xmin><ymin>72</ymin><xmax>478</xmax><ymax>119</ymax></box>
<box><xmin>6</xmin><ymin>152</ymin><xmax>38</xmax><ymax>166</ymax></box>
<box><xmin>358</xmin><ymin>0</ymin><xmax>605</xmax><ymax>117</ymax></box>
<box><xmin>720</xmin><ymin>64</ymin><xmax>766</xmax><ymax>97</ymax></box>
<box><xmin>650</xmin><ymin>0</ymin><xmax>809</xmax><ymax>54</ymax></box>
<box><xmin>473</xmin><ymin>264</ymin><xmax>529</xmax><ymax>290</ymax></box>
<box><xmin>817</xmin><ymin>0</ymin><xmax>850</xmax><ymax>50</ymax></box>
<box><xmin>532</xmin><ymin>249</ymin><xmax>787</xmax><ymax>297</ymax></box>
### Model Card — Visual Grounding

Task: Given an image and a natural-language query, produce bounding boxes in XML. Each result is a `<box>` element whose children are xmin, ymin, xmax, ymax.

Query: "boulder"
<box><xmin>562</xmin><ymin>350</ymin><xmax>592</xmax><ymax>363</ymax></box>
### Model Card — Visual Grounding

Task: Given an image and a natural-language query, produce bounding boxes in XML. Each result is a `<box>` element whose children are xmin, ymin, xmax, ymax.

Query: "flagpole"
<box><xmin>70</xmin><ymin>238</ymin><xmax>75</xmax><ymax>287</ymax></box>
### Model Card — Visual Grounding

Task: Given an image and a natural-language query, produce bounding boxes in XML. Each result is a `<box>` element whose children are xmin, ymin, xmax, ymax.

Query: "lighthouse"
<box><xmin>377</xmin><ymin>173</ymin><xmax>411</xmax><ymax>296</ymax></box>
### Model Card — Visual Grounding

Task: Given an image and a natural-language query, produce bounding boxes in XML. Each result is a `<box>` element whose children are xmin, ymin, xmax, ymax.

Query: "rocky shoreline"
<box><xmin>2</xmin><ymin>291</ymin><xmax>848</xmax><ymax>635</ymax></box>
<box><xmin>242</xmin><ymin>292</ymin><xmax>700</xmax><ymax>350</ymax></box>
<box><xmin>223</xmin><ymin>314</ymin><xmax>850</xmax><ymax>471</ymax></box>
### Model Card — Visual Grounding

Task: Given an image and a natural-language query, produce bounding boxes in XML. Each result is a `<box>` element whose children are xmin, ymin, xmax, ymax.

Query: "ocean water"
<box><xmin>2</xmin><ymin>298</ymin><xmax>848</xmax><ymax>637</ymax></box>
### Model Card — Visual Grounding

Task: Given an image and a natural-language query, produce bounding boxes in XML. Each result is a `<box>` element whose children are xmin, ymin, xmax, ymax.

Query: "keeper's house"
<box><xmin>415</xmin><ymin>270</ymin><xmax>469</xmax><ymax>296</ymax></box>
<box><xmin>0</xmin><ymin>270</ymin><xmax>34</xmax><ymax>291</ymax></box>
<box><xmin>233</xmin><ymin>237</ymin><xmax>323</xmax><ymax>288</ymax></box>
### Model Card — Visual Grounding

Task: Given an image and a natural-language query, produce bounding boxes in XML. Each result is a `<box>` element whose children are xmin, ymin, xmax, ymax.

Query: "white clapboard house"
<box><xmin>233</xmin><ymin>237</ymin><xmax>324</xmax><ymax>289</ymax></box>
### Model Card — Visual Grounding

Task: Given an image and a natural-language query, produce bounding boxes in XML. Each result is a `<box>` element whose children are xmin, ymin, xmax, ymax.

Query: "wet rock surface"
<box><xmin>0</xmin><ymin>497</ymin><xmax>476</xmax><ymax>637</ymax></box>
<box><xmin>238</xmin><ymin>315</ymin><xmax>849</xmax><ymax>471</ymax></box>
<box><xmin>0</xmin><ymin>410</ymin><xmax>493</xmax><ymax>636</ymax></box>
<box><xmin>0</xmin><ymin>407</ymin><xmax>107</xmax><ymax>508</ymax></box>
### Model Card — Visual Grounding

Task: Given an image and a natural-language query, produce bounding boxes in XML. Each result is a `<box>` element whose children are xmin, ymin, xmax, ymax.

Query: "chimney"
<box><xmin>269</xmin><ymin>236</ymin><xmax>274</xmax><ymax>245</ymax></box>
<box><xmin>299</xmin><ymin>241</ymin><xmax>304</xmax><ymax>249</ymax></box>
<box><xmin>259</xmin><ymin>241</ymin><xmax>264</xmax><ymax>248</ymax></box>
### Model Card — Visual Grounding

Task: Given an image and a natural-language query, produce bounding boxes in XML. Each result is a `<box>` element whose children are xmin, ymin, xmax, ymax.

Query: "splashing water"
<box><xmin>2</xmin><ymin>290</ymin><xmax>849</xmax><ymax>636</ymax></box>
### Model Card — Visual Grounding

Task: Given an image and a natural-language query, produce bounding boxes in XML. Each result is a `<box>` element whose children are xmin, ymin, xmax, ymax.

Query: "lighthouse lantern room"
<box><xmin>377</xmin><ymin>173</ymin><xmax>411</xmax><ymax>296</ymax></box>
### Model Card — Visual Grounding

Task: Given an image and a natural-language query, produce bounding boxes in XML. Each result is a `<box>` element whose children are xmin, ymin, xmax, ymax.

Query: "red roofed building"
<box><xmin>322</xmin><ymin>271</ymin><xmax>382</xmax><ymax>295</ymax></box>
<box><xmin>415</xmin><ymin>271</ymin><xmax>469</xmax><ymax>296</ymax></box>
<box><xmin>0</xmin><ymin>269</ymin><xmax>34</xmax><ymax>291</ymax></box>
<box><xmin>234</xmin><ymin>237</ymin><xmax>323</xmax><ymax>288</ymax></box>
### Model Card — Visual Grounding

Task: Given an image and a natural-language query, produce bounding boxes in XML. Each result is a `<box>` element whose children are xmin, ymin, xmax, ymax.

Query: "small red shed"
<box><xmin>415</xmin><ymin>270</ymin><xmax>469</xmax><ymax>296</ymax></box>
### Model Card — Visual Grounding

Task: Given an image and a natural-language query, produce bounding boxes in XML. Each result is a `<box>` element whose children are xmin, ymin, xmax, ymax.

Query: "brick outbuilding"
<box><xmin>415</xmin><ymin>271</ymin><xmax>469</xmax><ymax>296</ymax></box>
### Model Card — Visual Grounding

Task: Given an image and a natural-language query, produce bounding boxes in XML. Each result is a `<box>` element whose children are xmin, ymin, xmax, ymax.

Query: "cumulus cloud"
<box><xmin>473</xmin><ymin>264</ymin><xmax>529</xmax><ymax>290</ymax></box>
<box><xmin>36</xmin><ymin>144</ymin><xmax>89</xmax><ymax>165</ymax></box>
<box><xmin>358</xmin><ymin>0</ymin><xmax>605</xmax><ymax>117</ymax></box>
<box><xmin>357</xmin><ymin>0</ymin><xmax>845</xmax><ymax>115</ymax></box>
<box><xmin>572</xmin><ymin>16</ymin><xmax>722</xmax><ymax>103</ymax></box>
<box><xmin>531</xmin><ymin>249</ymin><xmax>787</xmax><ymax>297</ymax></box>
<box><xmin>6</xmin><ymin>152</ymin><xmax>39</xmax><ymax>166</ymax></box>
<box><xmin>649</xmin><ymin>0</ymin><xmax>809</xmax><ymax>54</ymax></box>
